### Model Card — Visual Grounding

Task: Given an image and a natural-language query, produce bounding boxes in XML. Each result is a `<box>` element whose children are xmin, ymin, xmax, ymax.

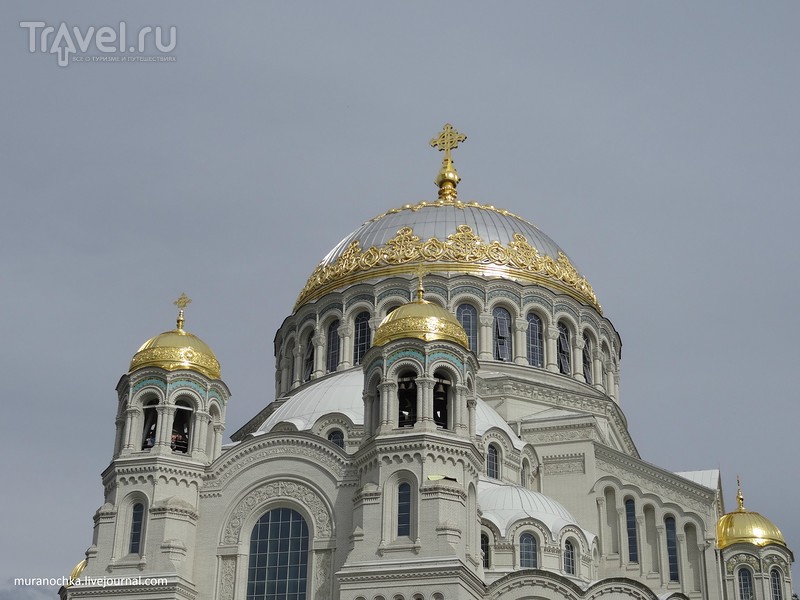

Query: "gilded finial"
<box><xmin>736</xmin><ymin>476</ymin><xmax>745</xmax><ymax>511</ymax></box>
<box><xmin>414</xmin><ymin>264</ymin><xmax>428</xmax><ymax>301</ymax></box>
<box><xmin>173</xmin><ymin>293</ymin><xmax>192</xmax><ymax>331</ymax></box>
<box><xmin>430</xmin><ymin>123</ymin><xmax>467</xmax><ymax>201</ymax></box>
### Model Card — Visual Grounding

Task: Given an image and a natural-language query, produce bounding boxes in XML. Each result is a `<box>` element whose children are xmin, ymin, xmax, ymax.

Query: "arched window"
<box><xmin>171</xmin><ymin>399</ymin><xmax>193</xmax><ymax>453</ymax></box>
<box><xmin>481</xmin><ymin>533</ymin><xmax>490</xmax><ymax>568</ymax></box>
<box><xmin>625</xmin><ymin>498</ymin><xmax>638</xmax><ymax>563</ymax></box>
<box><xmin>557</xmin><ymin>322</ymin><xmax>571</xmax><ymax>375</ymax></box>
<box><xmin>521</xmin><ymin>460</ymin><xmax>530</xmax><ymax>489</ymax></box>
<box><xmin>771</xmin><ymin>568</ymin><xmax>784</xmax><ymax>600</ymax></box>
<box><xmin>141</xmin><ymin>399</ymin><xmax>158</xmax><ymax>449</ymax></box>
<box><xmin>433</xmin><ymin>372</ymin><xmax>451</xmax><ymax>429</ymax></box>
<box><xmin>397</xmin><ymin>482</ymin><xmax>411</xmax><ymax>537</ymax></box>
<box><xmin>520</xmin><ymin>533</ymin><xmax>537</xmax><ymax>568</ymax></box>
<box><xmin>327</xmin><ymin>429</ymin><xmax>344</xmax><ymax>449</ymax></box>
<box><xmin>582</xmin><ymin>334</ymin><xmax>593</xmax><ymax>384</ymax></box>
<box><xmin>326</xmin><ymin>320</ymin><xmax>340</xmax><ymax>373</ymax></box>
<box><xmin>247</xmin><ymin>508</ymin><xmax>309</xmax><ymax>600</ymax></box>
<box><xmin>486</xmin><ymin>444</ymin><xmax>499</xmax><ymax>479</ymax></box>
<box><xmin>738</xmin><ymin>568</ymin><xmax>754</xmax><ymax>600</ymax></box>
<box><xmin>397</xmin><ymin>371</ymin><xmax>417</xmax><ymax>427</ymax></box>
<box><xmin>129</xmin><ymin>502</ymin><xmax>144</xmax><ymax>555</ymax></box>
<box><xmin>564</xmin><ymin>540</ymin><xmax>576</xmax><ymax>575</ymax></box>
<box><xmin>526</xmin><ymin>313</ymin><xmax>544</xmax><ymax>367</ymax></box>
<box><xmin>353</xmin><ymin>311</ymin><xmax>371</xmax><ymax>365</ymax></box>
<box><xmin>302</xmin><ymin>333</ymin><xmax>314</xmax><ymax>382</ymax></box>
<box><xmin>493</xmin><ymin>306</ymin><xmax>513</xmax><ymax>361</ymax></box>
<box><xmin>665</xmin><ymin>516</ymin><xmax>679</xmax><ymax>582</ymax></box>
<box><xmin>456</xmin><ymin>304</ymin><xmax>478</xmax><ymax>353</ymax></box>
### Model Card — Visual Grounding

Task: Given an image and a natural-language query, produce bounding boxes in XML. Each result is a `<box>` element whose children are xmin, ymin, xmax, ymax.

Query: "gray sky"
<box><xmin>1</xmin><ymin>1</ymin><xmax>798</xmax><ymax>594</ymax></box>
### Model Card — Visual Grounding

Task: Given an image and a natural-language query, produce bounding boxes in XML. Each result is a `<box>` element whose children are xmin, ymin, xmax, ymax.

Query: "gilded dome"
<box><xmin>373</xmin><ymin>287</ymin><xmax>469</xmax><ymax>349</ymax></box>
<box><xmin>129</xmin><ymin>298</ymin><xmax>221</xmax><ymax>379</ymax></box>
<box><xmin>716</xmin><ymin>487</ymin><xmax>786</xmax><ymax>550</ymax></box>
<box><xmin>295</xmin><ymin>198</ymin><xmax>599</xmax><ymax>313</ymax></box>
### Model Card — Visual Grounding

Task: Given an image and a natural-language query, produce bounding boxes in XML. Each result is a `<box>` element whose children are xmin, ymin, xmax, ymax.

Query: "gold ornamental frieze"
<box><xmin>295</xmin><ymin>225</ymin><xmax>600</xmax><ymax>313</ymax></box>
<box><xmin>129</xmin><ymin>345</ymin><xmax>221</xmax><ymax>379</ymax></box>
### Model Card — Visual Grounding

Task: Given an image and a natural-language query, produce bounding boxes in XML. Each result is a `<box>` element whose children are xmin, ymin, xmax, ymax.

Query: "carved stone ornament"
<box><xmin>223</xmin><ymin>480</ymin><xmax>332</xmax><ymax>544</ymax></box>
<box><xmin>726</xmin><ymin>553</ymin><xmax>761</xmax><ymax>574</ymax></box>
<box><xmin>218</xmin><ymin>555</ymin><xmax>236</xmax><ymax>600</ymax></box>
<box><xmin>295</xmin><ymin>225</ymin><xmax>599</xmax><ymax>312</ymax></box>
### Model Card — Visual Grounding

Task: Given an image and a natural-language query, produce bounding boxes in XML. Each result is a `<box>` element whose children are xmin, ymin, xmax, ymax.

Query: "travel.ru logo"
<box><xmin>20</xmin><ymin>21</ymin><xmax>177</xmax><ymax>67</ymax></box>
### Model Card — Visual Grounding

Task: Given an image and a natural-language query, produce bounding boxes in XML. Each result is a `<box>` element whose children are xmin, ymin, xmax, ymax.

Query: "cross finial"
<box><xmin>173</xmin><ymin>293</ymin><xmax>192</xmax><ymax>330</ymax></box>
<box><xmin>414</xmin><ymin>264</ymin><xmax>428</xmax><ymax>301</ymax></box>
<box><xmin>430</xmin><ymin>123</ymin><xmax>467</xmax><ymax>200</ymax></box>
<box><xmin>736</xmin><ymin>475</ymin><xmax>745</xmax><ymax>511</ymax></box>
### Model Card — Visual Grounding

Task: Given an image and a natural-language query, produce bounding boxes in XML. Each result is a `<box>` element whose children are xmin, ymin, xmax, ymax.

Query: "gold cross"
<box><xmin>414</xmin><ymin>264</ymin><xmax>428</xmax><ymax>301</ymax></box>
<box><xmin>430</xmin><ymin>123</ymin><xmax>467</xmax><ymax>162</ymax></box>
<box><xmin>174</xmin><ymin>293</ymin><xmax>192</xmax><ymax>310</ymax></box>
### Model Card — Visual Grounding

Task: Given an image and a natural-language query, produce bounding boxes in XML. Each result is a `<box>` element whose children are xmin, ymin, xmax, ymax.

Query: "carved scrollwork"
<box><xmin>295</xmin><ymin>225</ymin><xmax>599</xmax><ymax>312</ymax></box>
<box><xmin>223</xmin><ymin>480</ymin><xmax>332</xmax><ymax>544</ymax></box>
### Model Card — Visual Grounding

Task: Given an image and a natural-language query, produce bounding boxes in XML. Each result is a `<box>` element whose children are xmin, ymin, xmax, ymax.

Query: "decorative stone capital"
<box><xmin>514</xmin><ymin>318</ymin><xmax>529</xmax><ymax>332</ymax></box>
<box><xmin>479</xmin><ymin>313</ymin><xmax>493</xmax><ymax>327</ymax></box>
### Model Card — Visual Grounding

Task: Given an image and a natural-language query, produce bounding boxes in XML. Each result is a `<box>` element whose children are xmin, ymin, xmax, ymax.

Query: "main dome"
<box><xmin>295</xmin><ymin>198</ymin><xmax>599</xmax><ymax>313</ymax></box>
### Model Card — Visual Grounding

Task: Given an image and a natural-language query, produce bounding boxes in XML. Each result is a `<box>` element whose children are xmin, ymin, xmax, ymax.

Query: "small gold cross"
<box><xmin>174</xmin><ymin>293</ymin><xmax>192</xmax><ymax>310</ymax></box>
<box><xmin>430</xmin><ymin>123</ymin><xmax>467</xmax><ymax>162</ymax></box>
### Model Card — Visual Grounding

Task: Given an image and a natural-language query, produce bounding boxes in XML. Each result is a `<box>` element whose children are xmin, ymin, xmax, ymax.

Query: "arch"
<box><xmin>737</xmin><ymin>567</ymin><xmax>754</xmax><ymax>600</ymax></box>
<box><xmin>604</xmin><ymin>487</ymin><xmax>620</xmax><ymax>555</ymax></box>
<box><xmin>581</xmin><ymin>332</ymin><xmax>593</xmax><ymax>385</ymax></box>
<box><xmin>456</xmin><ymin>302</ymin><xmax>479</xmax><ymax>353</ymax></box>
<box><xmin>556</xmin><ymin>321</ymin><xmax>571</xmax><ymax>375</ymax></box>
<box><xmin>624</xmin><ymin>496</ymin><xmax>638</xmax><ymax>564</ymax></box>
<box><xmin>141</xmin><ymin>398</ymin><xmax>159</xmax><ymax>450</ymax></box>
<box><xmin>129</xmin><ymin>502</ymin><xmax>145</xmax><ymax>555</ymax></box>
<box><xmin>526</xmin><ymin>311</ymin><xmax>544</xmax><ymax>367</ymax></box>
<box><xmin>684</xmin><ymin>522</ymin><xmax>701</xmax><ymax>592</ymax></box>
<box><xmin>383</xmin><ymin>470</ymin><xmax>418</xmax><ymax>542</ymax></box>
<box><xmin>171</xmin><ymin>397</ymin><xmax>193</xmax><ymax>453</ymax></box>
<box><xmin>481</xmin><ymin>532</ymin><xmax>491</xmax><ymax>569</ymax></box>
<box><xmin>519</xmin><ymin>531</ymin><xmax>538</xmax><ymax>568</ymax></box>
<box><xmin>664</xmin><ymin>515</ymin><xmax>679</xmax><ymax>582</ymax></box>
<box><xmin>492</xmin><ymin>305</ymin><xmax>513</xmax><ymax>362</ymax></box>
<box><xmin>486</xmin><ymin>443</ymin><xmax>500</xmax><ymax>479</ymax></box>
<box><xmin>770</xmin><ymin>567</ymin><xmax>784</xmax><ymax>600</ymax></box>
<box><xmin>564</xmin><ymin>538</ymin><xmax>576</xmax><ymax>575</ymax></box>
<box><xmin>520</xmin><ymin>459</ymin><xmax>531</xmax><ymax>489</ymax></box>
<box><xmin>643</xmin><ymin>504</ymin><xmax>660</xmax><ymax>574</ymax></box>
<box><xmin>327</xmin><ymin>429</ymin><xmax>344</xmax><ymax>449</ymax></box>
<box><xmin>246</xmin><ymin>507</ymin><xmax>310</xmax><ymax>600</ymax></box>
<box><xmin>302</xmin><ymin>329</ymin><xmax>315</xmax><ymax>382</ymax></box>
<box><xmin>117</xmin><ymin>492</ymin><xmax>148</xmax><ymax>559</ymax></box>
<box><xmin>432</xmin><ymin>369</ymin><xmax>453</xmax><ymax>430</ymax></box>
<box><xmin>326</xmin><ymin>319</ymin><xmax>340</xmax><ymax>373</ymax></box>
<box><xmin>397</xmin><ymin>369</ymin><xmax>418</xmax><ymax>428</ymax></box>
<box><xmin>353</xmin><ymin>311</ymin><xmax>371</xmax><ymax>366</ymax></box>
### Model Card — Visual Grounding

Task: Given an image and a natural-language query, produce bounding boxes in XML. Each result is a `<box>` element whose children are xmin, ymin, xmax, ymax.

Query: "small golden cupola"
<box><xmin>717</xmin><ymin>478</ymin><xmax>786</xmax><ymax>550</ymax></box>
<box><xmin>373</xmin><ymin>274</ymin><xmax>470</xmax><ymax>349</ymax></box>
<box><xmin>129</xmin><ymin>293</ymin><xmax>221</xmax><ymax>379</ymax></box>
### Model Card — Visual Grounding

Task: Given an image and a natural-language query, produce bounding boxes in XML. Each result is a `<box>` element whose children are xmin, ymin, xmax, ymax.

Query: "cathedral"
<box><xmin>62</xmin><ymin>125</ymin><xmax>794</xmax><ymax>600</ymax></box>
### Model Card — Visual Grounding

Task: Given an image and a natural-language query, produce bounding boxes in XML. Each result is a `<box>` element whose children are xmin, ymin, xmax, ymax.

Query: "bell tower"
<box><xmin>70</xmin><ymin>295</ymin><xmax>230</xmax><ymax>600</ymax></box>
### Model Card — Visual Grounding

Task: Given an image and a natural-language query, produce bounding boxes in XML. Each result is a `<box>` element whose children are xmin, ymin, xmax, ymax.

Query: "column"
<box><xmin>455</xmin><ymin>384</ymin><xmax>469</xmax><ymax>435</ymax></box>
<box><xmin>378</xmin><ymin>380</ymin><xmax>397</xmax><ymax>432</ymax></box>
<box><xmin>292</xmin><ymin>345</ymin><xmax>302</xmax><ymax>389</ymax></box>
<box><xmin>155</xmin><ymin>405</ymin><xmax>175</xmax><ymax>453</ymax></box>
<box><xmin>478</xmin><ymin>312</ymin><xmax>493</xmax><ymax>360</ymax></box>
<box><xmin>593</xmin><ymin>349</ymin><xmax>604</xmax><ymax>392</ymax></box>
<box><xmin>192</xmin><ymin>411</ymin><xmax>210</xmax><ymax>457</ymax></box>
<box><xmin>123</xmin><ymin>406</ymin><xmax>140</xmax><ymax>452</ymax></box>
<box><xmin>546</xmin><ymin>325</ymin><xmax>559</xmax><ymax>373</ymax></box>
<box><xmin>573</xmin><ymin>336</ymin><xmax>586</xmax><ymax>382</ymax></box>
<box><xmin>415</xmin><ymin>376</ymin><xmax>435</xmax><ymax>431</ymax></box>
<box><xmin>467</xmin><ymin>398</ymin><xmax>477</xmax><ymax>438</ymax></box>
<box><xmin>514</xmin><ymin>318</ymin><xmax>528</xmax><ymax>365</ymax></box>
<box><xmin>338</xmin><ymin>324</ymin><xmax>353</xmax><ymax>370</ymax></box>
<box><xmin>312</xmin><ymin>331</ymin><xmax>325</xmax><ymax>378</ymax></box>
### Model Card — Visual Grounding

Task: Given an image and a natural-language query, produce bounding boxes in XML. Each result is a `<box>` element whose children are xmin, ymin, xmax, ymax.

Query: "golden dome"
<box><xmin>373</xmin><ymin>281</ymin><xmax>470</xmax><ymax>349</ymax></box>
<box><xmin>717</xmin><ymin>482</ymin><xmax>786</xmax><ymax>550</ymax></box>
<box><xmin>129</xmin><ymin>294</ymin><xmax>221</xmax><ymax>379</ymax></box>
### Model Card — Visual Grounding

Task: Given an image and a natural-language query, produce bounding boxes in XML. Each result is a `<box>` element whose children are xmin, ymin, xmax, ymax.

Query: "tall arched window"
<box><xmin>141</xmin><ymin>399</ymin><xmax>158</xmax><ymax>449</ymax></box>
<box><xmin>481</xmin><ymin>533</ymin><xmax>490</xmax><ymax>568</ymax></box>
<box><xmin>665</xmin><ymin>516</ymin><xmax>679</xmax><ymax>582</ymax></box>
<box><xmin>456</xmin><ymin>304</ymin><xmax>478</xmax><ymax>353</ymax></box>
<box><xmin>326</xmin><ymin>320</ymin><xmax>340</xmax><ymax>373</ymax></box>
<box><xmin>353</xmin><ymin>312</ymin><xmax>371</xmax><ymax>365</ymax></box>
<box><xmin>771</xmin><ymin>568</ymin><xmax>784</xmax><ymax>600</ymax></box>
<box><xmin>486</xmin><ymin>444</ymin><xmax>499</xmax><ymax>479</ymax></box>
<box><xmin>397</xmin><ymin>483</ymin><xmax>411</xmax><ymax>537</ymax></box>
<box><xmin>397</xmin><ymin>371</ymin><xmax>417</xmax><ymax>427</ymax></box>
<box><xmin>521</xmin><ymin>460</ymin><xmax>530</xmax><ymax>489</ymax></box>
<box><xmin>564</xmin><ymin>540</ymin><xmax>576</xmax><ymax>575</ymax></box>
<box><xmin>526</xmin><ymin>313</ymin><xmax>544</xmax><ymax>367</ymax></box>
<box><xmin>557</xmin><ymin>322</ymin><xmax>571</xmax><ymax>375</ymax></box>
<box><xmin>129</xmin><ymin>502</ymin><xmax>144</xmax><ymax>555</ymax></box>
<box><xmin>247</xmin><ymin>508</ymin><xmax>309</xmax><ymax>600</ymax></box>
<box><xmin>520</xmin><ymin>533</ymin><xmax>537</xmax><ymax>568</ymax></box>
<box><xmin>302</xmin><ymin>333</ymin><xmax>314</xmax><ymax>382</ymax></box>
<box><xmin>738</xmin><ymin>568</ymin><xmax>754</xmax><ymax>600</ymax></box>
<box><xmin>582</xmin><ymin>334</ymin><xmax>593</xmax><ymax>384</ymax></box>
<box><xmin>171</xmin><ymin>399</ymin><xmax>193</xmax><ymax>453</ymax></box>
<box><xmin>327</xmin><ymin>429</ymin><xmax>344</xmax><ymax>449</ymax></box>
<box><xmin>493</xmin><ymin>307</ymin><xmax>512</xmax><ymax>361</ymax></box>
<box><xmin>625</xmin><ymin>498</ymin><xmax>638</xmax><ymax>563</ymax></box>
